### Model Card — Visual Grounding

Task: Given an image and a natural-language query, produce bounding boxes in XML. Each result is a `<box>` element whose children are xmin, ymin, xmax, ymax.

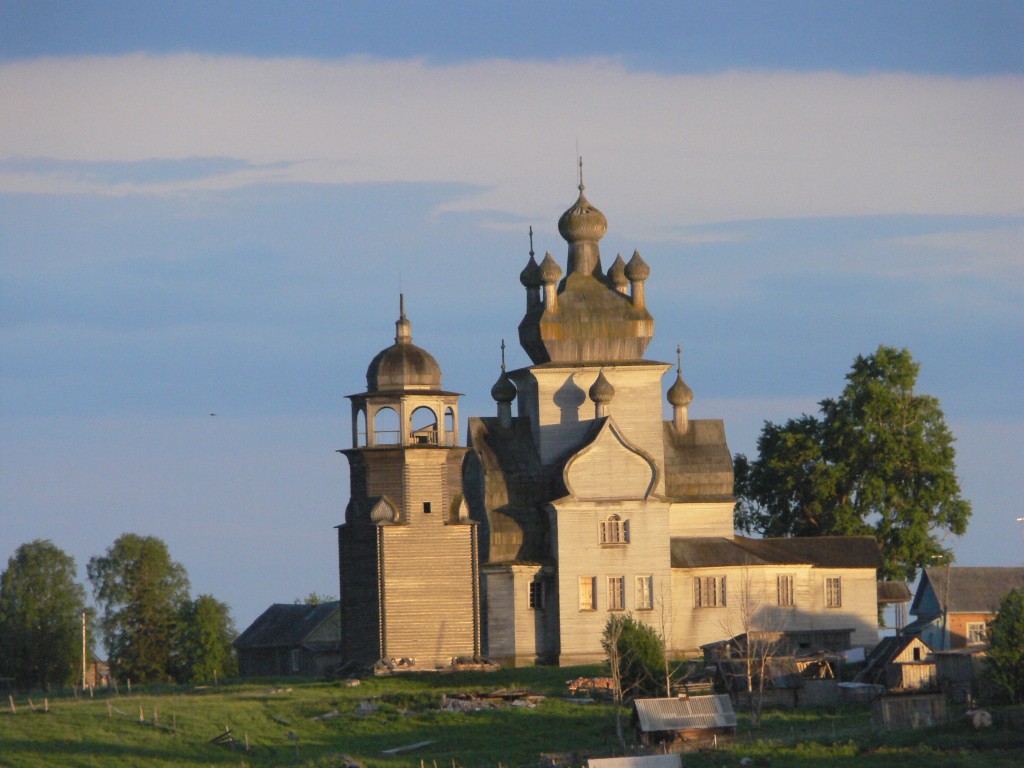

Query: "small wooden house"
<box><xmin>632</xmin><ymin>695</ymin><xmax>736</xmax><ymax>746</ymax></box>
<box><xmin>234</xmin><ymin>602</ymin><xmax>341</xmax><ymax>677</ymax></box>
<box><xmin>857</xmin><ymin>635</ymin><xmax>936</xmax><ymax>691</ymax></box>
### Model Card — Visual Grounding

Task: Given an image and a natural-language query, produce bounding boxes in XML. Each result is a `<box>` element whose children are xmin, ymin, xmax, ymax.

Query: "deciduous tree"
<box><xmin>735</xmin><ymin>346</ymin><xmax>970</xmax><ymax>580</ymax></box>
<box><xmin>0</xmin><ymin>540</ymin><xmax>91</xmax><ymax>690</ymax></box>
<box><xmin>986</xmin><ymin>587</ymin><xmax>1024</xmax><ymax>704</ymax></box>
<box><xmin>87</xmin><ymin>534</ymin><xmax>190</xmax><ymax>684</ymax></box>
<box><xmin>172</xmin><ymin>594</ymin><xmax>237</xmax><ymax>684</ymax></box>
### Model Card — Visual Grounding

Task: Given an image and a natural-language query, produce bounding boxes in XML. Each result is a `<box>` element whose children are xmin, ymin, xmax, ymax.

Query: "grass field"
<box><xmin>1</xmin><ymin>667</ymin><xmax>1022</xmax><ymax>767</ymax></box>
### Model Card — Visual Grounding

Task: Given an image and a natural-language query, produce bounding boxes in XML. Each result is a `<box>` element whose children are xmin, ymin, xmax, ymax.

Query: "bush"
<box><xmin>602</xmin><ymin>614</ymin><xmax>665</xmax><ymax>700</ymax></box>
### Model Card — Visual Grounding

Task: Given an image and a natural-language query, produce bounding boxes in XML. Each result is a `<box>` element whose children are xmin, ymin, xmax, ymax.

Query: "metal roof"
<box><xmin>914</xmin><ymin>567</ymin><xmax>1024</xmax><ymax>615</ymax></box>
<box><xmin>588</xmin><ymin>756</ymin><xmax>681</xmax><ymax>768</ymax></box>
<box><xmin>633</xmin><ymin>694</ymin><xmax>736</xmax><ymax>733</ymax></box>
<box><xmin>671</xmin><ymin>536</ymin><xmax>882</xmax><ymax>570</ymax></box>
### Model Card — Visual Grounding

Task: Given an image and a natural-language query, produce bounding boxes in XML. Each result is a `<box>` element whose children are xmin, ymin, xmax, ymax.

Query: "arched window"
<box><xmin>599</xmin><ymin>514</ymin><xmax>629</xmax><ymax>545</ymax></box>
<box><xmin>355</xmin><ymin>408</ymin><xmax>367</xmax><ymax>447</ymax></box>
<box><xmin>373</xmin><ymin>407</ymin><xmax>400</xmax><ymax>445</ymax></box>
<box><xmin>410</xmin><ymin>406</ymin><xmax>438</xmax><ymax>445</ymax></box>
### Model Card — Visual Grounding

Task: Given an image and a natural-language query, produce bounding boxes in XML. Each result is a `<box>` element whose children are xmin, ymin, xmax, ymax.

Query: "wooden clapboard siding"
<box><xmin>671</xmin><ymin>565</ymin><xmax>879</xmax><ymax>652</ymax></box>
<box><xmin>338</xmin><ymin>524</ymin><xmax>381</xmax><ymax>662</ymax></box>
<box><xmin>379</xmin><ymin>523</ymin><xmax>478</xmax><ymax>664</ymax></box>
<box><xmin>521</xmin><ymin>365</ymin><xmax>669</xmax><ymax>474</ymax></box>
<box><xmin>669</xmin><ymin>502</ymin><xmax>734</xmax><ymax>538</ymax></box>
<box><xmin>484</xmin><ymin>567</ymin><xmax>516</xmax><ymax>663</ymax></box>
<box><xmin>554</xmin><ymin>498</ymin><xmax>672</xmax><ymax>663</ymax></box>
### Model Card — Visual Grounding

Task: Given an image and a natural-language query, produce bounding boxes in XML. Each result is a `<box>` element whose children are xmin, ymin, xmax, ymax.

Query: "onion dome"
<box><xmin>490</xmin><ymin>370</ymin><xmax>517</xmax><ymax>403</ymax></box>
<box><xmin>589</xmin><ymin>370</ymin><xmax>615</xmax><ymax>405</ymax></box>
<box><xmin>624</xmin><ymin>249</ymin><xmax>650</xmax><ymax>281</ymax></box>
<box><xmin>519</xmin><ymin>254</ymin><xmax>542</xmax><ymax>288</ymax></box>
<box><xmin>557</xmin><ymin>183</ymin><xmax>608</xmax><ymax>243</ymax></box>
<box><xmin>608</xmin><ymin>253</ymin><xmax>628</xmax><ymax>289</ymax></box>
<box><xmin>366</xmin><ymin>297</ymin><xmax>442</xmax><ymax>392</ymax></box>
<box><xmin>538</xmin><ymin>251</ymin><xmax>563</xmax><ymax>284</ymax></box>
<box><xmin>667</xmin><ymin>372</ymin><xmax>693</xmax><ymax>407</ymax></box>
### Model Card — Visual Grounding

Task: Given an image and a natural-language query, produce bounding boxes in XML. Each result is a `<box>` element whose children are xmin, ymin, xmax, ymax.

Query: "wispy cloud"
<box><xmin>2</xmin><ymin>55</ymin><xmax>1021</xmax><ymax>233</ymax></box>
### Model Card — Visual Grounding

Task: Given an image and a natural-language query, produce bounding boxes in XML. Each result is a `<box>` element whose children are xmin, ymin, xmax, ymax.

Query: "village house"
<box><xmin>234</xmin><ymin>602</ymin><xmax>342</xmax><ymax>677</ymax></box>
<box><xmin>906</xmin><ymin>566</ymin><xmax>1024</xmax><ymax>650</ymax></box>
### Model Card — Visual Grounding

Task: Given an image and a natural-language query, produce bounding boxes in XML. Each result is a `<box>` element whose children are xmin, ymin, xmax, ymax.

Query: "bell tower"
<box><xmin>337</xmin><ymin>297</ymin><xmax>480</xmax><ymax>667</ymax></box>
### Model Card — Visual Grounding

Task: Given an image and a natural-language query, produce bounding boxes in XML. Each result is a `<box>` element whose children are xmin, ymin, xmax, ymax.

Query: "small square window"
<box><xmin>966</xmin><ymin>622</ymin><xmax>987</xmax><ymax>645</ymax></box>
<box><xmin>423</xmin><ymin>501</ymin><xmax>431</xmax><ymax>514</ymax></box>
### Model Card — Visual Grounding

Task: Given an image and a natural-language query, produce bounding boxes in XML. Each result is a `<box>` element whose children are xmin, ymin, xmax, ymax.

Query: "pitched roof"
<box><xmin>916</xmin><ymin>567</ymin><xmax>1024</xmax><ymax>615</ymax></box>
<box><xmin>671</xmin><ymin>535</ymin><xmax>883</xmax><ymax>570</ymax></box>
<box><xmin>233</xmin><ymin>602</ymin><xmax>340</xmax><ymax>649</ymax></box>
<box><xmin>878</xmin><ymin>581</ymin><xmax>913</xmax><ymax>604</ymax></box>
<box><xmin>633</xmin><ymin>695</ymin><xmax>736</xmax><ymax>733</ymax></box>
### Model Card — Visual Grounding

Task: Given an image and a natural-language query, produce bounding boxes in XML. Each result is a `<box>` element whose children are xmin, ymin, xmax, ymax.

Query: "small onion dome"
<box><xmin>667</xmin><ymin>371</ymin><xmax>694</xmax><ymax>407</ymax></box>
<box><xmin>589</xmin><ymin>370</ymin><xmax>615</xmax><ymax>404</ymax></box>
<box><xmin>519</xmin><ymin>254</ymin><xmax>542</xmax><ymax>288</ymax></box>
<box><xmin>608</xmin><ymin>253</ymin><xmax>628</xmax><ymax>288</ymax></box>
<box><xmin>558</xmin><ymin>185</ymin><xmax>608</xmax><ymax>243</ymax></box>
<box><xmin>625</xmin><ymin>249</ymin><xmax>650</xmax><ymax>281</ymax></box>
<box><xmin>490</xmin><ymin>370</ymin><xmax>517</xmax><ymax>403</ymax></box>
<box><xmin>538</xmin><ymin>251</ymin><xmax>563</xmax><ymax>284</ymax></box>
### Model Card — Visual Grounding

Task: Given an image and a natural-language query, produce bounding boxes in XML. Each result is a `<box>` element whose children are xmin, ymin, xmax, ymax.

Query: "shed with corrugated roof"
<box><xmin>631</xmin><ymin>695</ymin><xmax>736</xmax><ymax>745</ymax></box>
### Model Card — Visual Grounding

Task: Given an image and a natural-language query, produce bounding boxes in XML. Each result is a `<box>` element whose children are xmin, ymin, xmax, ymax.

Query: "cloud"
<box><xmin>1</xmin><ymin>55</ymin><xmax>1021</xmax><ymax>233</ymax></box>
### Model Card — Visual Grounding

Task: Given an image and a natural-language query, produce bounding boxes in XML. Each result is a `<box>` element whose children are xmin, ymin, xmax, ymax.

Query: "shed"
<box><xmin>632</xmin><ymin>695</ymin><xmax>736</xmax><ymax>746</ymax></box>
<box><xmin>857</xmin><ymin>635</ymin><xmax>935</xmax><ymax>691</ymax></box>
<box><xmin>234</xmin><ymin>602</ymin><xmax>341</xmax><ymax>677</ymax></box>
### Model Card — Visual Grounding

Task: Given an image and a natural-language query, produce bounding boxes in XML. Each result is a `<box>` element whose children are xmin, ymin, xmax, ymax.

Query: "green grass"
<box><xmin>1</xmin><ymin>669</ymin><xmax>1022</xmax><ymax>768</ymax></box>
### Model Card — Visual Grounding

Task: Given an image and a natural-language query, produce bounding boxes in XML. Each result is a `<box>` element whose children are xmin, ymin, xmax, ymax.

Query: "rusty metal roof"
<box><xmin>632</xmin><ymin>694</ymin><xmax>736</xmax><ymax>733</ymax></box>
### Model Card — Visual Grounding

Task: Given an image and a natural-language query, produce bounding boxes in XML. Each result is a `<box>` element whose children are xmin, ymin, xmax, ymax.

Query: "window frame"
<box><xmin>694</xmin><ymin>575</ymin><xmax>726</xmax><ymax>608</ymax></box>
<box><xmin>599</xmin><ymin>514</ymin><xmax>629</xmax><ymax>546</ymax></box>
<box><xmin>579</xmin><ymin>576</ymin><xmax>596</xmax><ymax>611</ymax></box>
<box><xmin>607</xmin><ymin>576</ymin><xmax>625</xmax><ymax>611</ymax></box>
<box><xmin>966</xmin><ymin>621</ymin><xmax>987</xmax><ymax>645</ymax></box>
<box><xmin>635</xmin><ymin>575</ymin><xmax>653</xmax><ymax>611</ymax></box>
<box><xmin>825</xmin><ymin>576</ymin><xmax>842</xmax><ymax>608</ymax></box>
<box><xmin>777</xmin><ymin>574</ymin><xmax>795</xmax><ymax>607</ymax></box>
<box><xmin>528</xmin><ymin>579</ymin><xmax>545</xmax><ymax>610</ymax></box>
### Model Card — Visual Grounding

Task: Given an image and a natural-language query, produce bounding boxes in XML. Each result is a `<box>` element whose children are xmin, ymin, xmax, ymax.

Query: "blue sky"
<box><xmin>2</xmin><ymin>1</ymin><xmax>1022</xmax><ymax>633</ymax></box>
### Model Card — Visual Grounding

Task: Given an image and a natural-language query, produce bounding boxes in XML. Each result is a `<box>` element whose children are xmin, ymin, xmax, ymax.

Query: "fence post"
<box><xmin>8</xmin><ymin>694</ymin><xmax>15</xmax><ymax>714</ymax></box>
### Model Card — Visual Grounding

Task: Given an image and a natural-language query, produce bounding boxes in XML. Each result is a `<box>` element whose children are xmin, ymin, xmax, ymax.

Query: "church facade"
<box><xmin>335</xmin><ymin>177</ymin><xmax>881</xmax><ymax>668</ymax></box>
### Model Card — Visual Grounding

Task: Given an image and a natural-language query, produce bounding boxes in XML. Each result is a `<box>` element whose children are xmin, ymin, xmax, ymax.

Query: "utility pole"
<box><xmin>82</xmin><ymin>611</ymin><xmax>87</xmax><ymax>688</ymax></box>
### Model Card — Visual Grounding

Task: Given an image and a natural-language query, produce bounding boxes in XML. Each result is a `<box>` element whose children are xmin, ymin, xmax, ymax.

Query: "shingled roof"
<box><xmin>234</xmin><ymin>602</ymin><xmax>340</xmax><ymax>649</ymax></box>
<box><xmin>914</xmin><ymin>567</ymin><xmax>1024</xmax><ymax>615</ymax></box>
<box><xmin>671</xmin><ymin>536</ymin><xmax>883</xmax><ymax>570</ymax></box>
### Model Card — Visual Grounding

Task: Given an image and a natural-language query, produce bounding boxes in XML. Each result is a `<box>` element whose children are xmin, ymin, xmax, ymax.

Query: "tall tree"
<box><xmin>87</xmin><ymin>534</ymin><xmax>190</xmax><ymax>684</ymax></box>
<box><xmin>0</xmin><ymin>540</ymin><xmax>90</xmax><ymax>690</ymax></box>
<box><xmin>985</xmin><ymin>587</ymin><xmax>1024</xmax><ymax>705</ymax></box>
<box><xmin>735</xmin><ymin>346</ymin><xmax>970</xmax><ymax>581</ymax></box>
<box><xmin>171</xmin><ymin>594</ymin><xmax>237</xmax><ymax>684</ymax></box>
